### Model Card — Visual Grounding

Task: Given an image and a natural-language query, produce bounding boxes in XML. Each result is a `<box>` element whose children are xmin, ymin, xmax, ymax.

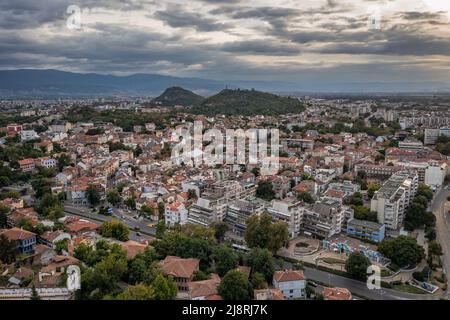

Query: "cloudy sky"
<box><xmin>1</xmin><ymin>0</ymin><xmax>450</xmax><ymax>86</ymax></box>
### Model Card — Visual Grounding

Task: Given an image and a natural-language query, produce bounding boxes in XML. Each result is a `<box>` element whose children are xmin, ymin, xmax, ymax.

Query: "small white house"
<box><xmin>272</xmin><ymin>270</ymin><xmax>306</xmax><ymax>299</ymax></box>
<box><xmin>165</xmin><ymin>202</ymin><xmax>188</xmax><ymax>227</ymax></box>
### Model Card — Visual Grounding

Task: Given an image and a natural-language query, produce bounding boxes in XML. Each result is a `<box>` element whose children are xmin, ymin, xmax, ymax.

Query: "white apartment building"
<box><xmin>424</xmin><ymin>127</ymin><xmax>450</xmax><ymax>145</ymax></box>
<box><xmin>425</xmin><ymin>161</ymin><xmax>447</xmax><ymax>189</ymax></box>
<box><xmin>165</xmin><ymin>202</ymin><xmax>188</xmax><ymax>227</ymax></box>
<box><xmin>20</xmin><ymin>130</ymin><xmax>39</xmax><ymax>142</ymax></box>
<box><xmin>225</xmin><ymin>199</ymin><xmax>266</xmax><ymax>236</ymax></box>
<box><xmin>38</xmin><ymin>157</ymin><xmax>57</xmax><ymax>169</ymax></box>
<box><xmin>267</xmin><ymin>198</ymin><xmax>304</xmax><ymax>238</ymax></box>
<box><xmin>188</xmin><ymin>196</ymin><xmax>228</xmax><ymax>226</ymax></box>
<box><xmin>371</xmin><ymin>171</ymin><xmax>418</xmax><ymax>230</ymax></box>
<box><xmin>301</xmin><ymin>199</ymin><xmax>353</xmax><ymax>239</ymax></box>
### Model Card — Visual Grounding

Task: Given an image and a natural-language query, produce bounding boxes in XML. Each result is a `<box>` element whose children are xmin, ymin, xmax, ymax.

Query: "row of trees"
<box><xmin>74</xmin><ymin>241</ymin><xmax>177</xmax><ymax>300</ymax></box>
<box><xmin>98</xmin><ymin>220</ymin><xmax>130</xmax><ymax>242</ymax></box>
<box><xmin>404</xmin><ymin>184</ymin><xmax>434</xmax><ymax>231</ymax></box>
<box><xmin>345</xmin><ymin>235</ymin><xmax>426</xmax><ymax>280</ymax></box>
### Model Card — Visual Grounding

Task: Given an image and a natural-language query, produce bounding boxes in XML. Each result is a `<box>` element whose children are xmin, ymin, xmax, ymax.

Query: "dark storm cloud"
<box><xmin>0</xmin><ymin>0</ymin><xmax>449</xmax><ymax>86</ymax></box>
<box><xmin>154</xmin><ymin>6</ymin><xmax>233</xmax><ymax>32</ymax></box>
<box><xmin>220</xmin><ymin>40</ymin><xmax>301</xmax><ymax>55</ymax></box>
<box><xmin>0</xmin><ymin>0</ymin><xmax>146</xmax><ymax>29</ymax></box>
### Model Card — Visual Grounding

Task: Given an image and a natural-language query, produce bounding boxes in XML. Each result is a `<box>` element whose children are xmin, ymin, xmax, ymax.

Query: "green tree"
<box><xmin>107</xmin><ymin>190</ymin><xmax>121</xmax><ymax>206</ymax></box>
<box><xmin>98</xmin><ymin>220</ymin><xmax>130</xmax><ymax>241</ymax></box>
<box><xmin>128</xmin><ymin>258</ymin><xmax>149</xmax><ymax>285</ymax></box>
<box><xmin>416</xmin><ymin>184</ymin><xmax>433</xmax><ymax>201</ymax></box>
<box><xmin>428</xmin><ymin>241</ymin><xmax>443</xmax><ymax>257</ymax></box>
<box><xmin>297</xmin><ymin>192</ymin><xmax>315</xmax><ymax>204</ymax></box>
<box><xmin>158</xmin><ymin>202</ymin><xmax>165</xmax><ymax>220</ymax></box>
<box><xmin>0</xmin><ymin>204</ymin><xmax>10</xmax><ymax>228</ymax></box>
<box><xmin>353</xmin><ymin>206</ymin><xmax>378</xmax><ymax>222</ymax></box>
<box><xmin>378</xmin><ymin>236</ymin><xmax>425</xmax><ymax>268</ymax></box>
<box><xmin>115</xmin><ymin>284</ymin><xmax>155</xmax><ymax>300</ymax></box>
<box><xmin>345</xmin><ymin>252</ymin><xmax>371</xmax><ymax>280</ymax></box>
<box><xmin>246</xmin><ymin>248</ymin><xmax>275</xmax><ymax>282</ymax></box>
<box><xmin>251</xmin><ymin>272</ymin><xmax>268</xmax><ymax>289</ymax></box>
<box><xmin>245</xmin><ymin>213</ymin><xmax>271</xmax><ymax>249</ymax></box>
<box><xmin>151</xmin><ymin>274</ymin><xmax>177</xmax><ymax>300</ymax></box>
<box><xmin>0</xmin><ymin>234</ymin><xmax>17</xmax><ymax>263</ymax></box>
<box><xmin>30</xmin><ymin>284</ymin><xmax>41</xmax><ymax>300</ymax></box>
<box><xmin>218</xmin><ymin>270</ymin><xmax>251</xmax><ymax>300</ymax></box>
<box><xmin>256</xmin><ymin>181</ymin><xmax>275</xmax><ymax>201</ymax></box>
<box><xmin>156</xmin><ymin>220</ymin><xmax>166</xmax><ymax>239</ymax></box>
<box><xmin>56</xmin><ymin>154</ymin><xmax>71</xmax><ymax>172</ymax></box>
<box><xmin>140</xmin><ymin>205</ymin><xmax>154</xmax><ymax>218</ymax></box>
<box><xmin>245</xmin><ymin>213</ymin><xmax>289</xmax><ymax>253</ymax></box>
<box><xmin>367</xmin><ymin>183</ymin><xmax>381</xmax><ymax>199</ymax></box>
<box><xmin>213</xmin><ymin>245</ymin><xmax>238</xmax><ymax>277</ymax></box>
<box><xmin>124</xmin><ymin>197</ymin><xmax>136</xmax><ymax>210</ymax></box>
<box><xmin>86</xmin><ymin>185</ymin><xmax>101</xmax><ymax>207</ymax></box>
<box><xmin>212</xmin><ymin>222</ymin><xmax>228</xmax><ymax>243</ymax></box>
<box><xmin>55</xmin><ymin>239</ymin><xmax>68</xmax><ymax>254</ymax></box>
<box><xmin>133</xmin><ymin>145</ymin><xmax>143</xmax><ymax>158</ymax></box>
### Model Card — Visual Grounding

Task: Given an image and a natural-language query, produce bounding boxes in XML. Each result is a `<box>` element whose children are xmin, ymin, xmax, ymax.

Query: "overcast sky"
<box><xmin>1</xmin><ymin>0</ymin><xmax>450</xmax><ymax>85</ymax></box>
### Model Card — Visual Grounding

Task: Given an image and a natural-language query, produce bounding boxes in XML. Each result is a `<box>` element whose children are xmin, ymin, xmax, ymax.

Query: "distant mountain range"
<box><xmin>0</xmin><ymin>69</ymin><xmax>449</xmax><ymax>98</ymax></box>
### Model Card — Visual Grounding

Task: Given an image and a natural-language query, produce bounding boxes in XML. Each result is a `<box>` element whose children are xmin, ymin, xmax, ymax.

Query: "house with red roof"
<box><xmin>272</xmin><ymin>270</ymin><xmax>306</xmax><ymax>299</ymax></box>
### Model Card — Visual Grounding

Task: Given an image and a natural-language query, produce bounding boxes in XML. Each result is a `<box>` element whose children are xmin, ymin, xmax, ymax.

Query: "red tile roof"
<box><xmin>273</xmin><ymin>270</ymin><xmax>305</xmax><ymax>282</ymax></box>
<box><xmin>160</xmin><ymin>256</ymin><xmax>199</xmax><ymax>278</ymax></box>
<box><xmin>0</xmin><ymin>227</ymin><xmax>36</xmax><ymax>241</ymax></box>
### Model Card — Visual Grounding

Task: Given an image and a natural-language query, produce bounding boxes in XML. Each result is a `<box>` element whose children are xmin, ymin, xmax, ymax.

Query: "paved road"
<box><xmin>304</xmin><ymin>267</ymin><xmax>438</xmax><ymax>300</ymax></box>
<box><xmin>63</xmin><ymin>203</ymin><xmax>156</xmax><ymax>241</ymax></box>
<box><xmin>432</xmin><ymin>186</ymin><xmax>450</xmax><ymax>299</ymax></box>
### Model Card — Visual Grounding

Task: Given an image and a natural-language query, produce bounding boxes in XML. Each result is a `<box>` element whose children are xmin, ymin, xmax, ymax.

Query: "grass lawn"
<box><xmin>392</xmin><ymin>283</ymin><xmax>427</xmax><ymax>294</ymax></box>
<box><xmin>381</xmin><ymin>269</ymin><xmax>394</xmax><ymax>277</ymax></box>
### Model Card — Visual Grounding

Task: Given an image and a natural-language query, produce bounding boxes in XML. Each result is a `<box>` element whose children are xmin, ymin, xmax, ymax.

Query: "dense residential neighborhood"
<box><xmin>0</xmin><ymin>93</ymin><xmax>449</xmax><ymax>301</ymax></box>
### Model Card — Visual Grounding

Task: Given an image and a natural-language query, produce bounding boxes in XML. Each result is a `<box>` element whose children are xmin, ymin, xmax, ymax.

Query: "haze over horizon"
<box><xmin>1</xmin><ymin>0</ymin><xmax>450</xmax><ymax>92</ymax></box>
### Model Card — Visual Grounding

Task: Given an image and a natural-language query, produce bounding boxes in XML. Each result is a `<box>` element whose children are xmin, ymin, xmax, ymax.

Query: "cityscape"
<box><xmin>0</xmin><ymin>0</ymin><xmax>450</xmax><ymax>307</ymax></box>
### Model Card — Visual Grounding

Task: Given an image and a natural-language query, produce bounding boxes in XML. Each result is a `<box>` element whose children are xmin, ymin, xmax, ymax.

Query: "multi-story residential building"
<box><xmin>346</xmin><ymin>219</ymin><xmax>385</xmax><ymax>243</ymax></box>
<box><xmin>6</xmin><ymin>123</ymin><xmax>23</xmax><ymax>135</ymax></box>
<box><xmin>355</xmin><ymin>164</ymin><xmax>402</xmax><ymax>181</ymax></box>
<box><xmin>49</xmin><ymin>120</ymin><xmax>71</xmax><ymax>133</ymax></box>
<box><xmin>17</xmin><ymin>158</ymin><xmax>36</xmax><ymax>172</ymax></box>
<box><xmin>398</xmin><ymin>138</ymin><xmax>424</xmax><ymax>150</ymax></box>
<box><xmin>371</xmin><ymin>171</ymin><xmax>418</xmax><ymax>230</ymax></box>
<box><xmin>188</xmin><ymin>195</ymin><xmax>228</xmax><ymax>227</ymax></box>
<box><xmin>0</xmin><ymin>228</ymin><xmax>37</xmax><ymax>254</ymax></box>
<box><xmin>424</xmin><ymin>161</ymin><xmax>447</xmax><ymax>189</ymax></box>
<box><xmin>37</xmin><ymin>157</ymin><xmax>57</xmax><ymax>169</ymax></box>
<box><xmin>326</xmin><ymin>180</ymin><xmax>361</xmax><ymax>196</ymax></box>
<box><xmin>267</xmin><ymin>198</ymin><xmax>304</xmax><ymax>238</ymax></box>
<box><xmin>20</xmin><ymin>130</ymin><xmax>39</xmax><ymax>142</ymax></box>
<box><xmin>272</xmin><ymin>270</ymin><xmax>306</xmax><ymax>299</ymax></box>
<box><xmin>188</xmin><ymin>180</ymin><xmax>254</xmax><ymax>226</ymax></box>
<box><xmin>281</xmin><ymin>138</ymin><xmax>314</xmax><ymax>150</ymax></box>
<box><xmin>164</xmin><ymin>202</ymin><xmax>188</xmax><ymax>227</ymax></box>
<box><xmin>301</xmin><ymin>199</ymin><xmax>353</xmax><ymax>239</ymax></box>
<box><xmin>424</xmin><ymin>128</ymin><xmax>440</xmax><ymax>145</ymax></box>
<box><xmin>225</xmin><ymin>199</ymin><xmax>265</xmax><ymax>236</ymax></box>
